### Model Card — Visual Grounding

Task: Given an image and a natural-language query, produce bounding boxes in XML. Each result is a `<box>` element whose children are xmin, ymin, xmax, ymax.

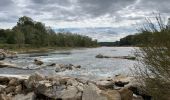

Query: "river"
<box><xmin>0</xmin><ymin>47</ymin><xmax>137</xmax><ymax>80</ymax></box>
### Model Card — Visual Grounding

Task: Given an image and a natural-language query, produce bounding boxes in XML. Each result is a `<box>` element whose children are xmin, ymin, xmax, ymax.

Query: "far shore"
<box><xmin>1</xmin><ymin>46</ymin><xmax>97</xmax><ymax>54</ymax></box>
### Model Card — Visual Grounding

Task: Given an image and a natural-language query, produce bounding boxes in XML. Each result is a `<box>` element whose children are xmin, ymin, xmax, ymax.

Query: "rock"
<box><xmin>96</xmin><ymin>80</ymin><xmax>114</xmax><ymax>89</ymax></box>
<box><xmin>0</xmin><ymin>52</ymin><xmax>5</xmax><ymax>60</ymax></box>
<box><xmin>76</xmin><ymin>78</ymin><xmax>88</xmax><ymax>84</ymax></box>
<box><xmin>15</xmin><ymin>85</ymin><xmax>22</xmax><ymax>93</ymax></box>
<box><xmin>0</xmin><ymin>85</ymin><xmax>7</xmax><ymax>93</ymax></box>
<box><xmin>38</xmin><ymin>80</ymin><xmax>52</xmax><ymax>87</ymax></box>
<box><xmin>5</xmin><ymin>50</ymin><xmax>17</xmax><ymax>59</ymax></box>
<box><xmin>55</xmin><ymin>67</ymin><xmax>62</xmax><ymax>72</ymax></box>
<box><xmin>65</xmin><ymin>64</ymin><xmax>73</xmax><ymax>70</ymax></box>
<box><xmin>67</xmin><ymin>79</ymin><xmax>79</xmax><ymax>86</ymax></box>
<box><xmin>82</xmin><ymin>84</ymin><xmax>107</xmax><ymax>100</ymax></box>
<box><xmin>77</xmin><ymin>84</ymin><xmax>84</xmax><ymax>92</ymax></box>
<box><xmin>48</xmin><ymin>63</ymin><xmax>56</xmax><ymax>66</ymax></box>
<box><xmin>5</xmin><ymin>86</ymin><xmax>16</xmax><ymax>94</ymax></box>
<box><xmin>0</xmin><ymin>77</ymin><xmax>10</xmax><ymax>85</ymax></box>
<box><xmin>13</xmin><ymin>92</ymin><xmax>35</xmax><ymax>100</ymax></box>
<box><xmin>25</xmin><ymin>73</ymin><xmax>44</xmax><ymax>89</ymax></box>
<box><xmin>99</xmin><ymin>77</ymin><xmax>112</xmax><ymax>81</ymax></box>
<box><xmin>0</xmin><ymin>62</ymin><xmax>16</xmax><ymax>68</ymax></box>
<box><xmin>128</xmin><ymin>86</ymin><xmax>152</xmax><ymax>100</ymax></box>
<box><xmin>133</xmin><ymin>94</ymin><xmax>144</xmax><ymax>100</ymax></box>
<box><xmin>75</xmin><ymin>65</ymin><xmax>81</xmax><ymax>69</ymax></box>
<box><xmin>56</xmin><ymin>64</ymin><xmax>81</xmax><ymax>72</ymax></box>
<box><xmin>96</xmin><ymin>54</ymin><xmax>104</xmax><ymax>58</ymax></box>
<box><xmin>113</xmin><ymin>75</ymin><xmax>133</xmax><ymax>88</ymax></box>
<box><xmin>34</xmin><ymin>84</ymin><xmax>65</xmax><ymax>99</ymax></box>
<box><xmin>34</xmin><ymin>58</ymin><xmax>43</xmax><ymax>65</ymax></box>
<box><xmin>59</xmin><ymin>64</ymin><xmax>73</xmax><ymax>70</ymax></box>
<box><xmin>8</xmin><ymin>78</ymin><xmax>19</xmax><ymax>86</ymax></box>
<box><xmin>115</xmin><ymin>81</ymin><xmax>129</xmax><ymax>87</ymax></box>
<box><xmin>0</xmin><ymin>49</ymin><xmax>17</xmax><ymax>59</ymax></box>
<box><xmin>75</xmin><ymin>92</ymin><xmax>82</xmax><ymax>100</ymax></box>
<box><xmin>118</xmin><ymin>88</ymin><xmax>133</xmax><ymax>100</ymax></box>
<box><xmin>0</xmin><ymin>93</ymin><xmax>12</xmax><ymax>100</ymax></box>
<box><xmin>59</xmin><ymin>77</ymin><xmax>70</xmax><ymax>85</ymax></box>
<box><xmin>61</xmin><ymin>86</ymin><xmax>79</xmax><ymax>100</ymax></box>
<box><xmin>101</xmin><ymin>90</ymin><xmax>121</xmax><ymax>100</ymax></box>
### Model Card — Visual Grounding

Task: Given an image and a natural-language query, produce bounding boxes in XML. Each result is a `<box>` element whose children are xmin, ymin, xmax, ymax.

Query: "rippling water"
<box><xmin>0</xmin><ymin>47</ymin><xmax>137</xmax><ymax>80</ymax></box>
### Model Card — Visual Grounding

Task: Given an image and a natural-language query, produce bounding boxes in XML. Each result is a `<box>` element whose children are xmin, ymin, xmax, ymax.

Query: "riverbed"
<box><xmin>0</xmin><ymin>47</ymin><xmax>137</xmax><ymax>80</ymax></box>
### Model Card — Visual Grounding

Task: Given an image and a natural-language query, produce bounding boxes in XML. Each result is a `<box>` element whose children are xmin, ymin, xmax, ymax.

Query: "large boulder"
<box><xmin>67</xmin><ymin>78</ymin><xmax>79</xmax><ymax>86</ymax></box>
<box><xmin>118</xmin><ymin>88</ymin><xmax>133</xmax><ymax>100</ymax></box>
<box><xmin>101</xmin><ymin>90</ymin><xmax>121</xmax><ymax>100</ymax></box>
<box><xmin>5</xmin><ymin>86</ymin><xmax>16</xmax><ymax>94</ymax></box>
<box><xmin>8</xmin><ymin>78</ymin><xmax>19</xmax><ymax>86</ymax></box>
<box><xmin>15</xmin><ymin>85</ymin><xmax>22</xmax><ymax>94</ymax></box>
<box><xmin>34</xmin><ymin>82</ymin><xmax>77</xmax><ymax>99</ymax></box>
<box><xmin>0</xmin><ymin>85</ymin><xmax>7</xmax><ymax>93</ymax></box>
<box><xmin>0</xmin><ymin>93</ymin><xmax>12</xmax><ymax>100</ymax></box>
<box><xmin>24</xmin><ymin>73</ymin><xmax>44</xmax><ymax>90</ymax></box>
<box><xmin>82</xmin><ymin>83</ymin><xmax>107</xmax><ymax>100</ymax></box>
<box><xmin>96</xmin><ymin>80</ymin><xmax>114</xmax><ymax>89</ymax></box>
<box><xmin>60</xmin><ymin>86</ymin><xmax>80</xmax><ymax>100</ymax></box>
<box><xmin>13</xmin><ymin>92</ymin><xmax>35</xmax><ymax>100</ymax></box>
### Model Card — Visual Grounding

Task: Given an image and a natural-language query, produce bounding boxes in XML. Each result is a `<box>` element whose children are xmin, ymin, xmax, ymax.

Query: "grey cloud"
<box><xmin>135</xmin><ymin>0</ymin><xmax>170</xmax><ymax>14</ymax></box>
<box><xmin>0</xmin><ymin>0</ymin><xmax>13</xmax><ymax>7</ymax></box>
<box><xmin>1</xmin><ymin>0</ymin><xmax>170</xmax><ymax>41</ymax></box>
<box><xmin>77</xmin><ymin>0</ymin><xmax>136</xmax><ymax>17</ymax></box>
<box><xmin>30</xmin><ymin>0</ymin><xmax>72</xmax><ymax>7</ymax></box>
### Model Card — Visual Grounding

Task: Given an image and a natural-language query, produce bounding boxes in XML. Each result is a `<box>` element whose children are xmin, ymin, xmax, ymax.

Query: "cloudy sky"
<box><xmin>0</xmin><ymin>0</ymin><xmax>170</xmax><ymax>42</ymax></box>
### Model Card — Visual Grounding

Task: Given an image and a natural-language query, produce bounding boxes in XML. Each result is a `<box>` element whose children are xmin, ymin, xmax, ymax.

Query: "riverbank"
<box><xmin>0</xmin><ymin>44</ymin><xmax>98</xmax><ymax>54</ymax></box>
<box><xmin>0</xmin><ymin>73</ymin><xmax>148</xmax><ymax>100</ymax></box>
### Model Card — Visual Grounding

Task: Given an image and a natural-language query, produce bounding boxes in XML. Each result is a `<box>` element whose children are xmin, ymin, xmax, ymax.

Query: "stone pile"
<box><xmin>0</xmin><ymin>73</ymin><xmax>151</xmax><ymax>100</ymax></box>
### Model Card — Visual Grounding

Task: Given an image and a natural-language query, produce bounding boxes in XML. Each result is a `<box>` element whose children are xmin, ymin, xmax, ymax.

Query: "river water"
<box><xmin>0</xmin><ymin>47</ymin><xmax>137</xmax><ymax>80</ymax></box>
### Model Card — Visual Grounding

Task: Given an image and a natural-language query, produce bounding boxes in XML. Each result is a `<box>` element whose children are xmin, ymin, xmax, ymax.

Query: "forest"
<box><xmin>0</xmin><ymin>16</ymin><xmax>98</xmax><ymax>49</ymax></box>
<box><xmin>108</xmin><ymin>32</ymin><xmax>153</xmax><ymax>46</ymax></box>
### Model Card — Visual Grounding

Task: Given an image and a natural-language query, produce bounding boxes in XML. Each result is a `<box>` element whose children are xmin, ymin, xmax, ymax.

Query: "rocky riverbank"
<box><xmin>0</xmin><ymin>73</ymin><xmax>151</xmax><ymax>100</ymax></box>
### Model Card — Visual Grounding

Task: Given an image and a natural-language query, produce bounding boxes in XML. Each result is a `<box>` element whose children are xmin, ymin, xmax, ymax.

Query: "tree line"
<box><xmin>111</xmin><ymin>32</ymin><xmax>152</xmax><ymax>46</ymax></box>
<box><xmin>98</xmin><ymin>32</ymin><xmax>153</xmax><ymax>46</ymax></box>
<box><xmin>0</xmin><ymin>16</ymin><xmax>98</xmax><ymax>48</ymax></box>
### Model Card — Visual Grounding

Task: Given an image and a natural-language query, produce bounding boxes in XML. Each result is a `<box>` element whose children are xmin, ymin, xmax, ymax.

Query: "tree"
<box><xmin>14</xmin><ymin>29</ymin><xmax>25</xmax><ymax>48</ymax></box>
<box><xmin>0</xmin><ymin>16</ymin><xmax>98</xmax><ymax>48</ymax></box>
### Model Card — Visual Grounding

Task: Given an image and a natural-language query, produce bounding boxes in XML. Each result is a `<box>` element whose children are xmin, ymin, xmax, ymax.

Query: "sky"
<box><xmin>0</xmin><ymin>0</ymin><xmax>170</xmax><ymax>42</ymax></box>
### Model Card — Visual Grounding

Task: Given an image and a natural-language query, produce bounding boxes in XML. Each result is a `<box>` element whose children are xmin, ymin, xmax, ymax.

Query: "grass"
<box><xmin>0</xmin><ymin>44</ymin><xmax>81</xmax><ymax>53</ymax></box>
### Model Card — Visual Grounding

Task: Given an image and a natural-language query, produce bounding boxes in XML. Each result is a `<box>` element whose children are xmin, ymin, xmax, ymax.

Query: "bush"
<box><xmin>134</xmin><ymin>14</ymin><xmax>170</xmax><ymax>100</ymax></box>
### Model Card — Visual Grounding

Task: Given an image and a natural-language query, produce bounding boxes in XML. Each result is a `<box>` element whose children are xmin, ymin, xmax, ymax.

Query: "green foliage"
<box><xmin>0</xmin><ymin>16</ymin><xmax>97</xmax><ymax>48</ymax></box>
<box><xmin>113</xmin><ymin>32</ymin><xmax>153</xmax><ymax>46</ymax></box>
<box><xmin>134</xmin><ymin>15</ymin><xmax>170</xmax><ymax>100</ymax></box>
